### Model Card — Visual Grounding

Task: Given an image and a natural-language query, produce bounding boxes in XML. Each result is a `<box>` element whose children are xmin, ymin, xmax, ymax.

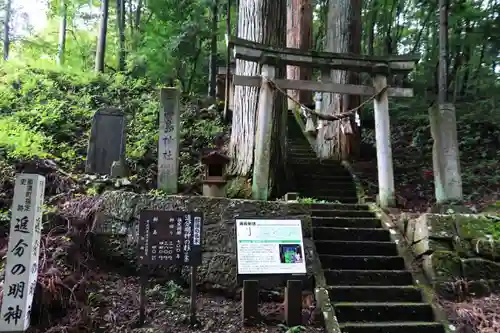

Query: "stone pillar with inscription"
<box><xmin>158</xmin><ymin>88</ymin><xmax>181</xmax><ymax>194</ymax></box>
<box><xmin>0</xmin><ymin>174</ymin><xmax>45</xmax><ymax>332</ymax></box>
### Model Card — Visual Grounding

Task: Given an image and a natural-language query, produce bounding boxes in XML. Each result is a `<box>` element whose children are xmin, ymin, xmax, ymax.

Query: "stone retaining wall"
<box><xmin>398</xmin><ymin>213</ymin><xmax>500</xmax><ymax>300</ymax></box>
<box><xmin>88</xmin><ymin>191</ymin><xmax>315</xmax><ymax>291</ymax></box>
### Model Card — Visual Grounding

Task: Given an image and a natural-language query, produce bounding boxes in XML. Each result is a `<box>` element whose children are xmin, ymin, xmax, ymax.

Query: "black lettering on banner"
<box><xmin>11</xmin><ymin>239</ymin><xmax>28</xmax><ymax>257</ymax></box>
<box><xmin>31</xmin><ymin>262</ymin><xmax>38</xmax><ymax>274</ymax></box>
<box><xmin>14</xmin><ymin>216</ymin><xmax>29</xmax><ymax>234</ymax></box>
<box><xmin>3</xmin><ymin>305</ymin><xmax>22</xmax><ymax>325</ymax></box>
<box><xmin>27</xmin><ymin>179</ymin><xmax>33</xmax><ymax>186</ymax></box>
<box><xmin>11</xmin><ymin>264</ymin><xmax>26</xmax><ymax>275</ymax></box>
<box><xmin>7</xmin><ymin>281</ymin><xmax>25</xmax><ymax>299</ymax></box>
<box><xmin>16</xmin><ymin>205</ymin><xmax>24</xmax><ymax>212</ymax></box>
<box><xmin>20</xmin><ymin>179</ymin><xmax>27</xmax><ymax>185</ymax></box>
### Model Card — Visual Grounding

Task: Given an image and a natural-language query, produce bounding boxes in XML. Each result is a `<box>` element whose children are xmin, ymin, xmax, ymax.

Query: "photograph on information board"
<box><xmin>235</xmin><ymin>219</ymin><xmax>306</xmax><ymax>275</ymax></box>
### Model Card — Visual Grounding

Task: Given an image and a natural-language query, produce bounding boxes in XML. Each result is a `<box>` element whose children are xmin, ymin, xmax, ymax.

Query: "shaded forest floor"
<box><xmin>352</xmin><ymin>115</ymin><xmax>500</xmax><ymax>212</ymax></box>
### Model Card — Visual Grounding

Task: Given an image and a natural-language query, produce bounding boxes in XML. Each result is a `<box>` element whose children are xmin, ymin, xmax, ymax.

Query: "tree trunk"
<box><xmin>135</xmin><ymin>0</ymin><xmax>143</xmax><ymax>29</ymax></box>
<box><xmin>57</xmin><ymin>0</ymin><xmax>68</xmax><ymax>65</ymax></box>
<box><xmin>3</xmin><ymin>0</ymin><xmax>12</xmax><ymax>61</ymax></box>
<box><xmin>229</xmin><ymin>0</ymin><xmax>287</xmax><ymax>197</ymax></box>
<box><xmin>367</xmin><ymin>1</ymin><xmax>377</xmax><ymax>55</ymax></box>
<box><xmin>117</xmin><ymin>0</ymin><xmax>126</xmax><ymax>71</ymax></box>
<box><xmin>95</xmin><ymin>0</ymin><xmax>110</xmax><ymax>72</ymax></box>
<box><xmin>316</xmin><ymin>0</ymin><xmax>361</xmax><ymax>160</ymax></box>
<box><xmin>208</xmin><ymin>0</ymin><xmax>218</xmax><ymax>98</ymax></box>
<box><xmin>286</xmin><ymin>0</ymin><xmax>313</xmax><ymax>108</ymax></box>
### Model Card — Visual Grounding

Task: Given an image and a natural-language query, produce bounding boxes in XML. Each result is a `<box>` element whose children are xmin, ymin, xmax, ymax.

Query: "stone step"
<box><xmin>289</xmin><ymin>158</ymin><xmax>344</xmax><ymax>166</ymax></box>
<box><xmin>312</xmin><ymin>217</ymin><xmax>381</xmax><ymax>228</ymax></box>
<box><xmin>325</xmin><ymin>269</ymin><xmax>414</xmax><ymax>286</ymax></box>
<box><xmin>297</xmin><ymin>188</ymin><xmax>358</xmax><ymax>198</ymax></box>
<box><xmin>289</xmin><ymin>170</ymin><xmax>354</xmax><ymax>180</ymax></box>
<box><xmin>310</xmin><ymin>196</ymin><xmax>359</xmax><ymax>204</ymax></box>
<box><xmin>292</xmin><ymin>176</ymin><xmax>354</xmax><ymax>184</ymax></box>
<box><xmin>294</xmin><ymin>177</ymin><xmax>356</xmax><ymax>186</ymax></box>
<box><xmin>313</xmin><ymin>227</ymin><xmax>391</xmax><ymax>242</ymax></box>
<box><xmin>288</xmin><ymin>154</ymin><xmax>317</xmax><ymax>160</ymax></box>
<box><xmin>287</xmin><ymin>147</ymin><xmax>315</xmax><ymax>153</ymax></box>
<box><xmin>329</xmin><ymin>285</ymin><xmax>423</xmax><ymax>303</ymax></box>
<box><xmin>289</xmin><ymin>162</ymin><xmax>349</xmax><ymax>171</ymax></box>
<box><xmin>287</xmin><ymin>141</ymin><xmax>313</xmax><ymax>147</ymax></box>
<box><xmin>315</xmin><ymin>240</ymin><xmax>398</xmax><ymax>256</ymax></box>
<box><xmin>310</xmin><ymin>204</ymin><xmax>370</xmax><ymax>211</ymax></box>
<box><xmin>339</xmin><ymin>322</ymin><xmax>445</xmax><ymax>333</ymax></box>
<box><xmin>311</xmin><ymin>208</ymin><xmax>375</xmax><ymax>218</ymax></box>
<box><xmin>319</xmin><ymin>255</ymin><xmax>406</xmax><ymax>270</ymax></box>
<box><xmin>333</xmin><ymin>302</ymin><xmax>435</xmax><ymax>323</ymax></box>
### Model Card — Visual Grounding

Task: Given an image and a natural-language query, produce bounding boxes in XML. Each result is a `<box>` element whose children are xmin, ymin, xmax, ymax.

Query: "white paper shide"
<box><xmin>0</xmin><ymin>174</ymin><xmax>45</xmax><ymax>332</ymax></box>
<box><xmin>236</xmin><ymin>219</ymin><xmax>306</xmax><ymax>275</ymax></box>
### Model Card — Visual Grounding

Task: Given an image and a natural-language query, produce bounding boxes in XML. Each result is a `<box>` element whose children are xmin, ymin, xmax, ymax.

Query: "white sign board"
<box><xmin>0</xmin><ymin>174</ymin><xmax>45</xmax><ymax>332</ymax></box>
<box><xmin>236</xmin><ymin>219</ymin><xmax>306</xmax><ymax>275</ymax></box>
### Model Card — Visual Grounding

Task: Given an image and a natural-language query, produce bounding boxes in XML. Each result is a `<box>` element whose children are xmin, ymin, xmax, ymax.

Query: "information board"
<box><xmin>138</xmin><ymin>210</ymin><xmax>203</xmax><ymax>266</ymax></box>
<box><xmin>236</xmin><ymin>219</ymin><xmax>306</xmax><ymax>275</ymax></box>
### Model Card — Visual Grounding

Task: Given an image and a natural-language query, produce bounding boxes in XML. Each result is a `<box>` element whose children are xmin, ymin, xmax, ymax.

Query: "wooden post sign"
<box><xmin>0</xmin><ymin>174</ymin><xmax>45</xmax><ymax>332</ymax></box>
<box><xmin>236</xmin><ymin>219</ymin><xmax>306</xmax><ymax>327</ymax></box>
<box><xmin>137</xmin><ymin>210</ymin><xmax>203</xmax><ymax>327</ymax></box>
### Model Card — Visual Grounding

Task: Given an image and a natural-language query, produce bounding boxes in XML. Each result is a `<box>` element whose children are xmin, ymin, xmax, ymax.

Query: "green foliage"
<box><xmin>147</xmin><ymin>281</ymin><xmax>184</xmax><ymax>306</ymax></box>
<box><xmin>0</xmin><ymin>116</ymin><xmax>50</xmax><ymax>159</ymax></box>
<box><xmin>298</xmin><ymin>197</ymin><xmax>337</xmax><ymax>204</ymax></box>
<box><xmin>277</xmin><ymin>324</ymin><xmax>306</xmax><ymax>333</ymax></box>
<box><xmin>0</xmin><ymin>62</ymin><xmax>226</xmax><ymax>187</ymax></box>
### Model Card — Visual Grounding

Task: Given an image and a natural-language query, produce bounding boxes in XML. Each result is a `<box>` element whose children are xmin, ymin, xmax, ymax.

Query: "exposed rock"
<box><xmin>461</xmin><ymin>258</ymin><xmax>500</xmax><ymax>280</ymax></box>
<box><xmin>422</xmin><ymin>251</ymin><xmax>461</xmax><ymax>281</ymax></box>
<box><xmin>403</xmin><ymin>212</ymin><xmax>500</xmax><ymax>300</ymax></box>
<box><xmin>88</xmin><ymin>191</ymin><xmax>315</xmax><ymax>291</ymax></box>
<box><xmin>471</xmin><ymin>238</ymin><xmax>500</xmax><ymax>260</ymax></box>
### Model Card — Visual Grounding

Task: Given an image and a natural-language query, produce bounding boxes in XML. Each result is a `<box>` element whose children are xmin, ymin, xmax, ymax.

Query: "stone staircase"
<box><xmin>311</xmin><ymin>203</ymin><xmax>446</xmax><ymax>333</ymax></box>
<box><xmin>286</xmin><ymin>111</ymin><xmax>358</xmax><ymax>203</ymax></box>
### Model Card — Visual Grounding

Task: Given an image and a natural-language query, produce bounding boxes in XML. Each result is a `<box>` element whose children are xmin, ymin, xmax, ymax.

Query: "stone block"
<box><xmin>84</xmin><ymin>191</ymin><xmax>316</xmax><ymax>290</ymax></box>
<box><xmin>422</xmin><ymin>251</ymin><xmax>461</xmax><ymax>282</ymax></box>
<box><xmin>461</xmin><ymin>258</ymin><xmax>500</xmax><ymax>280</ymax></box>
<box><xmin>472</xmin><ymin>238</ymin><xmax>500</xmax><ymax>261</ymax></box>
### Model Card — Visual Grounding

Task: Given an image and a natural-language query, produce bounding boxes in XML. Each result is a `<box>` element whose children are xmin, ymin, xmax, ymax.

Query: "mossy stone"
<box><xmin>422</xmin><ymin>250</ymin><xmax>461</xmax><ymax>282</ymax></box>
<box><xmin>454</xmin><ymin>214</ymin><xmax>493</xmax><ymax>239</ymax></box>
<box><xmin>461</xmin><ymin>258</ymin><xmax>500</xmax><ymax>280</ymax></box>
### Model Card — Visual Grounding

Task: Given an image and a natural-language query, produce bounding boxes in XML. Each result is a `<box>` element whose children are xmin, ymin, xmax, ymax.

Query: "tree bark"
<box><xmin>208</xmin><ymin>0</ymin><xmax>218</xmax><ymax>98</ymax></box>
<box><xmin>316</xmin><ymin>0</ymin><xmax>361</xmax><ymax>160</ymax></box>
<box><xmin>3</xmin><ymin>0</ymin><xmax>12</xmax><ymax>61</ymax></box>
<box><xmin>286</xmin><ymin>0</ymin><xmax>313</xmax><ymax>108</ymax></box>
<box><xmin>229</xmin><ymin>0</ymin><xmax>287</xmax><ymax>197</ymax></box>
<box><xmin>57</xmin><ymin>0</ymin><xmax>68</xmax><ymax>65</ymax></box>
<box><xmin>95</xmin><ymin>0</ymin><xmax>110</xmax><ymax>72</ymax></box>
<box><xmin>117</xmin><ymin>0</ymin><xmax>126</xmax><ymax>71</ymax></box>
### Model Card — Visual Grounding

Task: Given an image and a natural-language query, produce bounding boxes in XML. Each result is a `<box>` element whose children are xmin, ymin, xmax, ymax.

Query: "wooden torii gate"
<box><xmin>227</xmin><ymin>36</ymin><xmax>419</xmax><ymax>207</ymax></box>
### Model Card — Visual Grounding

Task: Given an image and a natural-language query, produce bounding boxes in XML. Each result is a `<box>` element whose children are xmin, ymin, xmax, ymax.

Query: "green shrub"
<box><xmin>0</xmin><ymin>116</ymin><xmax>49</xmax><ymax>159</ymax></box>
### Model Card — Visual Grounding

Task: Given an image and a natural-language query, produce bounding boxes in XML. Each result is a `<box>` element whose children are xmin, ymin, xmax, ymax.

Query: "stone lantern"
<box><xmin>201</xmin><ymin>149</ymin><xmax>230</xmax><ymax>197</ymax></box>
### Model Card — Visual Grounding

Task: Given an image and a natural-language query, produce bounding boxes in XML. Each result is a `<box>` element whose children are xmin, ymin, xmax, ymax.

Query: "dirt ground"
<box><xmin>30</xmin><ymin>273</ymin><xmax>324</xmax><ymax>333</ymax></box>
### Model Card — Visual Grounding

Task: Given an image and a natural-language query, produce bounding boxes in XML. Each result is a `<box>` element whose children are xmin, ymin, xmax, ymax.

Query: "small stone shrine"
<box><xmin>200</xmin><ymin>143</ymin><xmax>230</xmax><ymax>198</ymax></box>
